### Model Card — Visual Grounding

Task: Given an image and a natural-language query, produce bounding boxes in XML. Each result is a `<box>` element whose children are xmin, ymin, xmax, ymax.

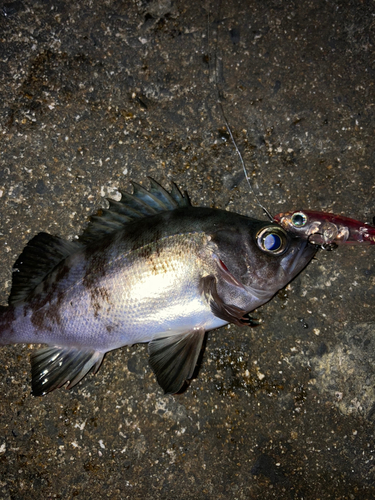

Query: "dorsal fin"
<box><xmin>78</xmin><ymin>177</ymin><xmax>191</xmax><ymax>245</ymax></box>
<box><xmin>9</xmin><ymin>179</ymin><xmax>190</xmax><ymax>303</ymax></box>
<box><xmin>10</xmin><ymin>232</ymin><xmax>81</xmax><ymax>305</ymax></box>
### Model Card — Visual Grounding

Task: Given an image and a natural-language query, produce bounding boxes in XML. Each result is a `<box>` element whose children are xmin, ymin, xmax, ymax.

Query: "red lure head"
<box><xmin>274</xmin><ymin>210</ymin><xmax>375</xmax><ymax>248</ymax></box>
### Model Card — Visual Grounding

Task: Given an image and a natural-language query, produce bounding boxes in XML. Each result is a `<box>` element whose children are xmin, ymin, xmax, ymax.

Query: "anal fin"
<box><xmin>31</xmin><ymin>346</ymin><xmax>104</xmax><ymax>396</ymax></box>
<box><xmin>148</xmin><ymin>329</ymin><xmax>205</xmax><ymax>394</ymax></box>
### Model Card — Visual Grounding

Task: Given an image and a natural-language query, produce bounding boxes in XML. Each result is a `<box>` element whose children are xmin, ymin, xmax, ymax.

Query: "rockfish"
<box><xmin>0</xmin><ymin>179</ymin><xmax>316</xmax><ymax>395</ymax></box>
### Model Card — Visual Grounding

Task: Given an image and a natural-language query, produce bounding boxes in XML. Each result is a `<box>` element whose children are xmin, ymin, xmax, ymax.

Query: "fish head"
<box><xmin>210</xmin><ymin>217</ymin><xmax>317</xmax><ymax>302</ymax></box>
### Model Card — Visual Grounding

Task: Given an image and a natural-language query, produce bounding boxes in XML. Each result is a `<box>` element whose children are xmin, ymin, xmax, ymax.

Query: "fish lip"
<box><xmin>283</xmin><ymin>239</ymin><xmax>316</xmax><ymax>275</ymax></box>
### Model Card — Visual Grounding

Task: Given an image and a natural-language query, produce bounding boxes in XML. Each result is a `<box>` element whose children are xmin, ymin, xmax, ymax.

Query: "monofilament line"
<box><xmin>207</xmin><ymin>7</ymin><xmax>273</xmax><ymax>221</ymax></box>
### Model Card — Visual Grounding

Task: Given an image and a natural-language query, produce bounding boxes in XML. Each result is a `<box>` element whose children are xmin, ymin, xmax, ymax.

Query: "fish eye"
<box><xmin>256</xmin><ymin>227</ymin><xmax>289</xmax><ymax>255</ymax></box>
<box><xmin>291</xmin><ymin>212</ymin><xmax>307</xmax><ymax>227</ymax></box>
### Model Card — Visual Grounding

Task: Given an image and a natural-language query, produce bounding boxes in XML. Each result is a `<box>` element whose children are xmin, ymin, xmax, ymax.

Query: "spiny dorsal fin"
<box><xmin>9</xmin><ymin>232</ymin><xmax>81</xmax><ymax>305</ymax></box>
<box><xmin>78</xmin><ymin>177</ymin><xmax>191</xmax><ymax>245</ymax></box>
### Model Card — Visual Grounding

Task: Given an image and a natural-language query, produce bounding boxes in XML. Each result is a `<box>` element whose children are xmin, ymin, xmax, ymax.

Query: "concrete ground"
<box><xmin>0</xmin><ymin>0</ymin><xmax>374</xmax><ymax>498</ymax></box>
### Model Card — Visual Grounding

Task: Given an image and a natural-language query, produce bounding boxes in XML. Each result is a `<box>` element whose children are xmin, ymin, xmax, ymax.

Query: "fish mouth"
<box><xmin>283</xmin><ymin>239</ymin><xmax>316</xmax><ymax>276</ymax></box>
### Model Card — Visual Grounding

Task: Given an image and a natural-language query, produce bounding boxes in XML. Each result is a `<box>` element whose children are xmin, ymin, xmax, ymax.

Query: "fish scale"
<box><xmin>0</xmin><ymin>179</ymin><xmax>316</xmax><ymax>396</ymax></box>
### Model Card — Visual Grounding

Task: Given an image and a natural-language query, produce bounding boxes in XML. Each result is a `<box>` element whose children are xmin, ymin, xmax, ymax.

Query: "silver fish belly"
<box><xmin>0</xmin><ymin>179</ymin><xmax>316</xmax><ymax>395</ymax></box>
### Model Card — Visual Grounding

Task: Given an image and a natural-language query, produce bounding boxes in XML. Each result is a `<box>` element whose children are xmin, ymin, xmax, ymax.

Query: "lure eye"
<box><xmin>256</xmin><ymin>227</ymin><xmax>289</xmax><ymax>255</ymax></box>
<box><xmin>291</xmin><ymin>212</ymin><xmax>307</xmax><ymax>227</ymax></box>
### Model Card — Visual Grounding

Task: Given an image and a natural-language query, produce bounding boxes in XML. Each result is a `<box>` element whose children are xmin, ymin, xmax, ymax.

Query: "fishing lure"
<box><xmin>273</xmin><ymin>210</ymin><xmax>375</xmax><ymax>250</ymax></box>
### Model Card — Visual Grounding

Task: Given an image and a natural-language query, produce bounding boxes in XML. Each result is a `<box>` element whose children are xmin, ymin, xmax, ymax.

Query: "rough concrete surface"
<box><xmin>0</xmin><ymin>0</ymin><xmax>374</xmax><ymax>498</ymax></box>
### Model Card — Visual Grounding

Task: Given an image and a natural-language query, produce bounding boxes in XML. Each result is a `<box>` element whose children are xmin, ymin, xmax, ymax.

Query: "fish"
<box><xmin>0</xmin><ymin>179</ymin><xmax>316</xmax><ymax>396</ymax></box>
<box><xmin>274</xmin><ymin>210</ymin><xmax>375</xmax><ymax>250</ymax></box>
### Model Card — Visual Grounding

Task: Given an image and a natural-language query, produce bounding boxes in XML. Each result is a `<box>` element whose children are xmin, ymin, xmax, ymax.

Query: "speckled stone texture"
<box><xmin>0</xmin><ymin>0</ymin><xmax>374</xmax><ymax>498</ymax></box>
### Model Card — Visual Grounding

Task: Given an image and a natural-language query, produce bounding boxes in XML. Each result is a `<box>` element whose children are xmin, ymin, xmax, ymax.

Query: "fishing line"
<box><xmin>218</xmin><ymin>100</ymin><xmax>273</xmax><ymax>221</ymax></box>
<box><xmin>207</xmin><ymin>7</ymin><xmax>273</xmax><ymax>221</ymax></box>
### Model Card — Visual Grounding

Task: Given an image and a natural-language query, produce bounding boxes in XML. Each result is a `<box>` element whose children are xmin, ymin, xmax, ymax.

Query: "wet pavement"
<box><xmin>0</xmin><ymin>0</ymin><xmax>374</xmax><ymax>498</ymax></box>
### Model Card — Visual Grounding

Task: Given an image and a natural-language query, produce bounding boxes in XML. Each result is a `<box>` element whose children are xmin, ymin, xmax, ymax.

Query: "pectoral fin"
<box><xmin>148</xmin><ymin>329</ymin><xmax>205</xmax><ymax>394</ymax></box>
<box><xmin>31</xmin><ymin>346</ymin><xmax>104</xmax><ymax>396</ymax></box>
<box><xmin>200</xmin><ymin>275</ymin><xmax>250</xmax><ymax>326</ymax></box>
